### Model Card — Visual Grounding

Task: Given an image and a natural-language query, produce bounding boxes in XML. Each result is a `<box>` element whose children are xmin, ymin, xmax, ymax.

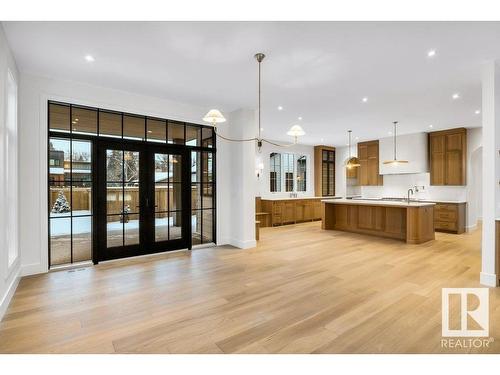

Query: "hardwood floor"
<box><xmin>1</xmin><ymin>222</ymin><xmax>499</xmax><ymax>353</ymax></box>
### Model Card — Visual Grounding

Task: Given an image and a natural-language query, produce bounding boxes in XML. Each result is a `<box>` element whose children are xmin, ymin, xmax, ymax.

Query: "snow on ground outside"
<box><xmin>50</xmin><ymin>211</ymin><xmax>199</xmax><ymax>236</ymax></box>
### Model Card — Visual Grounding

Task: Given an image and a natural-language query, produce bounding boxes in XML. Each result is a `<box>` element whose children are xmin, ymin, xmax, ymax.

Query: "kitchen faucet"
<box><xmin>407</xmin><ymin>188</ymin><xmax>414</xmax><ymax>203</ymax></box>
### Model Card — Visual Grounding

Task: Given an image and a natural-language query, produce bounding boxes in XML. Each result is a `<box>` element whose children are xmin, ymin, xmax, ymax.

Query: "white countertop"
<box><xmin>261</xmin><ymin>196</ymin><xmax>342</xmax><ymax>201</ymax></box>
<box><xmin>322</xmin><ymin>198</ymin><xmax>436</xmax><ymax>208</ymax></box>
<box><xmin>413</xmin><ymin>199</ymin><xmax>466</xmax><ymax>204</ymax></box>
<box><xmin>352</xmin><ymin>197</ymin><xmax>466</xmax><ymax>204</ymax></box>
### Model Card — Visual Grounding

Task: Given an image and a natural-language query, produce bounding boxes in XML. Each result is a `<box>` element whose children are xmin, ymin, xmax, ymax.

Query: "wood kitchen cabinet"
<box><xmin>358</xmin><ymin>140</ymin><xmax>383</xmax><ymax>186</ymax></box>
<box><xmin>261</xmin><ymin>198</ymin><xmax>324</xmax><ymax>226</ymax></box>
<box><xmin>314</xmin><ymin>146</ymin><xmax>336</xmax><ymax>196</ymax></box>
<box><xmin>433</xmin><ymin>202</ymin><xmax>466</xmax><ymax>234</ymax></box>
<box><xmin>323</xmin><ymin>201</ymin><xmax>434</xmax><ymax>244</ymax></box>
<box><xmin>429</xmin><ymin>128</ymin><xmax>467</xmax><ymax>186</ymax></box>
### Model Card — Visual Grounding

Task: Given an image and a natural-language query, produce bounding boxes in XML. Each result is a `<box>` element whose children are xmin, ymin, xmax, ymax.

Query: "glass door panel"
<box><xmin>153</xmin><ymin>152</ymin><xmax>185</xmax><ymax>245</ymax></box>
<box><xmin>97</xmin><ymin>142</ymin><xmax>190</xmax><ymax>262</ymax></box>
<box><xmin>105</xmin><ymin>149</ymin><xmax>141</xmax><ymax>249</ymax></box>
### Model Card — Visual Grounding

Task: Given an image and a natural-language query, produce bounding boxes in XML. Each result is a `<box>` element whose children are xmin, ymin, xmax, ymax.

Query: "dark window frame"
<box><xmin>321</xmin><ymin>150</ymin><xmax>336</xmax><ymax>197</ymax></box>
<box><xmin>48</xmin><ymin>100</ymin><xmax>216</xmax><ymax>268</ymax></box>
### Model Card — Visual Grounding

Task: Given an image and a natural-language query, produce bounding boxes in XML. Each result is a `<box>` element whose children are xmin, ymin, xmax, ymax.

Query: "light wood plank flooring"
<box><xmin>1</xmin><ymin>222</ymin><xmax>498</xmax><ymax>353</ymax></box>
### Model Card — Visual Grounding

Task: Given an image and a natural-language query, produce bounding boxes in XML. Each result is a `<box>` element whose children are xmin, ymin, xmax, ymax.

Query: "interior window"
<box><xmin>269</xmin><ymin>152</ymin><xmax>308</xmax><ymax>193</ymax></box>
<box><xmin>269</xmin><ymin>152</ymin><xmax>281</xmax><ymax>192</ymax></box>
<box><xmin>297</xmin><ymin>155</ymin><xmax>307</xmax><ymax>192</ymax></box>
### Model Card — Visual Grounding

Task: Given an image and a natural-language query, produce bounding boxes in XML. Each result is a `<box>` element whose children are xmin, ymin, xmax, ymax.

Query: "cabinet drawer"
<box><xmin>435</xmin><ymin>210</ymin><xmax>457</xmax><ymax>222</ymax></box>
<box><xmin>273</xmin><ymin>204</ymin><xmax>283</xmax><ymax>214</ymax></box>
<box><xmin>435</xmin><ymin>203</ymin><xmax>458</xmax><ymax>212</ymax></box>
<box><xmin>435</xmin><ymin>221</ymin><xmax>457</xmax><ymax>231</ymax></box>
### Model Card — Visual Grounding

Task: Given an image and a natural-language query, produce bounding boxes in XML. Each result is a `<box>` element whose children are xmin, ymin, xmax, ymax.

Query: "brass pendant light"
<box><xmin>345</xmin><ymin>130</ymin><xmax>360</xmax><ymax>169</ymax></box>
<box><xmin>383</xmin><ymin>121</ymin><xmax>409</xmax><ymax>165</ymax></box>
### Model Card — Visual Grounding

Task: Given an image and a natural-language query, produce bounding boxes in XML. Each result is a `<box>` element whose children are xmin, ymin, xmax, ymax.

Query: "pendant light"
<box><xmin>383</xmin><ymin>121</ymin><xmax>408</xmax><ymax>165</ymax></box>
<box><xmin>345</xmin><ymin>130</ymin><xmax>360</xmax><ymax>169</ymax></box>
<box><xmin>202</xmin><ymin>53</ymin><xmax>305</xmax><ymax>151</ymax></box>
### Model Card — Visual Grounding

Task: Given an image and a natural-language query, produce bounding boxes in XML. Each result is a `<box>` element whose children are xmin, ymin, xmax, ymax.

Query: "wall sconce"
<box><xmin>256</xmin><ymin>161</ymin><xmax>264</xmax><ymax>178</ymax></box>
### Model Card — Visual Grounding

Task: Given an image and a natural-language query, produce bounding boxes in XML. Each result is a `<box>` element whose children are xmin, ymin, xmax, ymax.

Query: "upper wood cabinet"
<box><xmin>358</xmin><ymin>140</ymin><xmax>383</xmax><ymax>186</ymax></box>
<box><xmin>429</xmin><ymin>128</ymin><xmax>467</xmax><ymax>186</ymax></box>
<box><xmin>314</xmin><ymin>146</ymin><xmax>336</xmax><ymax>196</ymax></box>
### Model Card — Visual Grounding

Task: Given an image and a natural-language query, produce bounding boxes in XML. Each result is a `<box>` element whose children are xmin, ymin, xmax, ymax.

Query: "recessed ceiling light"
<box><xmin>362</xmin><ymin>97</ymin><xmax>368</xmax><ymax>103</ymax></box>
<box><xmin>388</xmin><ymin>131</ymin><xmax>392</xmax><ymax>135</ymax></box>
<box><xmin>84</xmin><ymin>55</ymin><xmax>95</xmax><ymax>62</ymax></box>
<box><xmin>321</xmin><ymin>138</ymin><xmax>324</xmax><ymax>142</ymax></box>
<box><xmin>298</xmin><ymin>116</ymin><xmax>302</xmax><ymax>121</ymax></box>
<box><xmin>429</xmin><ymin>124</ymin><xmax>433</xmax><ymax>128</ymax></box>
<box><xmin>355</xmin><ymin>136</ymin><xmax>359</xmax><ymax>140</ymax></box>
<box><xmin>277</xmin><ymin>106</ymin><xmax>283</xmax><ymax>111</ymax></box>
<box><xmin>260</xmin><ymin>127</ymin><xmax>264</xmax><ymax>132</ymax></box>
<box><xmin>452</xmin><ymin>93</ymin><xmax>460</xmax><ymax>100</ymax></box>
<box><xmin>427</xmin><ymin>49</ymin><xmax>436</xmax><ymax>58</ymax></box>
<box><xmin>475</xmin><ymin>109</ymin><xmax>481</xmax><ymax>114</ymax></box>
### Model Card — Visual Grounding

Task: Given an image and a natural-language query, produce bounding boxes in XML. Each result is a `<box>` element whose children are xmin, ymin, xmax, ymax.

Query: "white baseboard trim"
<box><xmin>216</xmin><ymin>236</ymin><xmax>231</xmax><ymax>246</ymax></box>
<box><xmin>480</xmin><ymin>272</ymin><xmax>498</xmax><ymax>287</ymax></box>
<box><xmin>466</xmin><ymin>224</ymin><xmax>478</xmax><ymax>232</ymax></box>
<box><xmin>20</xmin><ymin>262</ymin><xmax>45</xmax><ymax>277</ymax></box>
<box><xmin>229</xmin><ymin>238</ymin><xmax>257</xmax><ymax>249</ymax></box>
<box><xmin>0</xmin><ymin>270</ymin><xmax>20</xmax><ymax>322</ymax></box>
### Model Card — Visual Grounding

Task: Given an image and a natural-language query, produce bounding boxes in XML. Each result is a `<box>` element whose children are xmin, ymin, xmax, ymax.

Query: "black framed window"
<box><xmin>191</xmin><ymin>150</ymin><xmax>215</xmax><ymax>246</ymax></box>
<box><xmin>48</xmin><ymin>135</ymin><xmax>93</xmax><ymax>266</ymax></box>
<box><xmin>297</xmin><ymin>155</ymin><xmax>307</xmax><ymax>192</ymax></box>
<box><xmin>283</xmin><ymin>153</ymin><xmax>294</xmax><ymax>192</ymax></box>
<box><xmin>48</xmin><ymin>101</ymin><xmax>216</xmax><ymax>267</ymax></box>
<box><xmin>321</xmin><ymin>150</ymin><xmax>335</xmax><ymax>196</ymax></box>
<box><xmin>269</xmin><ymin>152</ymin><xmax>281</xmax><ymax>192</ymax></box>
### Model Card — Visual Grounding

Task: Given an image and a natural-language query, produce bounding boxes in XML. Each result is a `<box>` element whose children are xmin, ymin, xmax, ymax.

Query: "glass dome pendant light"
<box><xmin>345</xmin><ymin>130</ymin><xmax>360</xmax><ymax>169</ymax></box>
<box><xmin>383</xmin><ymin>121</ymin><xmax>409</xmax><ymax>165</ymax></box>
<box><xmin>202</xmin><ymin>53</ymin><xmax>305</xmax><ymax>151</ymax></box>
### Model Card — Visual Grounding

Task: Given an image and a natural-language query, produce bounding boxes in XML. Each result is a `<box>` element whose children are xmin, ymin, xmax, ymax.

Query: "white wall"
<box><xmin>223</xmin><ymin>108</ymin><xmax>256</xmax><ymax>248</ymax></box>
<box><xmin>335</xmin><ymin>145</ymin><xmax>352</xmax><ymax>198</ymax></box>
<box><xmin>0</xmin><ymin>24</ymin><xmax>20</xmax><ymax>320</ymax></box>
<box><xmin>481</xmin><ymin>60</ymin><xmax>500</xmax><ymax>287</ymax></box>
<box><xmin>466</xmin><ymin>127</ymin><xmax>483</xmax><ymax>230</ymax></box>
<box><xmin>255</xmin><ymin>141</ymin><xmax>315</xmax><ymax>199</ymax></box>
<box><xmin>18</xmin><ymin>72</ymin><xmax>238</xmax><ymax>276</ymax></box>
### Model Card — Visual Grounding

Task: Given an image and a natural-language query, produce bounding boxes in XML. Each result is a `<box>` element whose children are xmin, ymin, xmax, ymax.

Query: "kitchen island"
<box><xmin>322</xmin><ymin>199</ymin><xmax>435</xmax><ymax>244</ymax></box>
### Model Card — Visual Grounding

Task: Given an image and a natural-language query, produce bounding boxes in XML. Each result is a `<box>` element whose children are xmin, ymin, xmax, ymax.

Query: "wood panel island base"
<box><xmin>322</xmin><ymin>199</ymin><xmax>436</xmax><ymax>244</ymax></box>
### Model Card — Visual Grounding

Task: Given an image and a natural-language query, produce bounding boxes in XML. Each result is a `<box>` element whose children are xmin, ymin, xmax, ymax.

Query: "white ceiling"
<box><xmin>3</xmin><ymin>21</ymin><xmax>500</xmax><ymax>146</ymax></box>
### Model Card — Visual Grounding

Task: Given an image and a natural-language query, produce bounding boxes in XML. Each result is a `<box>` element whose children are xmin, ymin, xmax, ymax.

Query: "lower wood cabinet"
<box><xmin>261</xmin><ymin>198</ymin><xmax>324</xmax><ymax>226</ymax></box>
<box><xmin>433</xmin><ymin>202</ymin><xmax>466</xmax><ymax>234</ymax></box>
<box><xmin>328</xmin><ymin>204</ymin><xmax>406</xmax><ymax>240</ymax></box>
<box><xmin>323</xmin><ymin>202</ymin><xmax>434</xmax><ymax>244</ymax></box>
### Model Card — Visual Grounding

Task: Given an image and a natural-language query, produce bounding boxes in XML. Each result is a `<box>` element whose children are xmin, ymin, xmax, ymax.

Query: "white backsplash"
<box><xmin>360</xmin><ymin>173</ymin><xmax>467</xmax><ymax>201</ymax></box>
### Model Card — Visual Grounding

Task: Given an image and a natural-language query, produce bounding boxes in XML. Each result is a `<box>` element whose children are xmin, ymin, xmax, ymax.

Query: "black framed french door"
<box><xmin>95</xmin><ymin>139</ymin><xmax>191</xmax><ymax>262</ymax></box>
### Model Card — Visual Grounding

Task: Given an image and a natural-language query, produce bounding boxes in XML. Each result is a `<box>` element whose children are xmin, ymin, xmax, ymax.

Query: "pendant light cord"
<box><xmin>348</xmin><ymin>130</ymin><xmax>352</xmax><ymax>158</ymax></box>
<box><xmin>213</xmin><ymin>127</ymin><xmax>257</xmax><ymax>143</ymax></box>
<box><xmin>258</xmin><ymin>57</ymin><xmax>261</xmax><ymax>141</ymax></box>
<box><xmin>393</xmin><ymin>121</ymin><xmax>397</xmax><ymax>161</ymax></box>
<box><xmin>210</xmin><ymin>52</ymin><xmax>298</xmax><ymax>148</ymax></box>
